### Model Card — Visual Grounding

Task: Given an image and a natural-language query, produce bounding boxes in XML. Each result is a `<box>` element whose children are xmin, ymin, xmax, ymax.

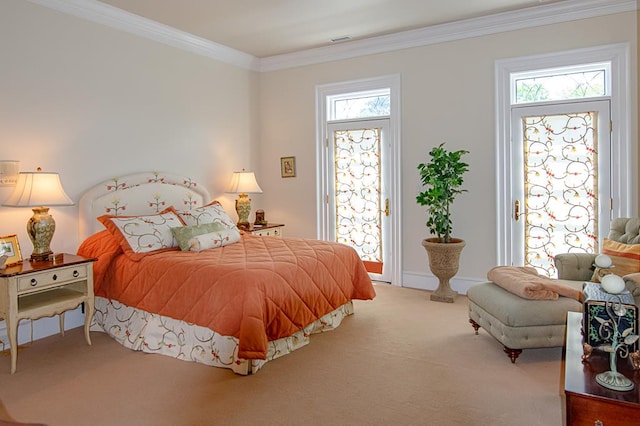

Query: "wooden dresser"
<box><xmin>564</xmin><ymin>311</ymin><xmax>640</xmax><ymax>425</ymax></box>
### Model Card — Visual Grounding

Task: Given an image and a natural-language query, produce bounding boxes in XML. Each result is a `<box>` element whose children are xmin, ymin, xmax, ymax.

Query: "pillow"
<box><xmin>98</xmin><ymin>207</ymin><xmax>183</xmax><ymax>260</ymax></box>
<box><xmin>178</xmin><ymin>201</ymin><xmax>238</xmax><ymax>229</ymax></box>
<box><xmin>624</xmin><ymin>273</ymin><xmax>640</xmax><ymax>305</ymax></box>
<box><xmin>171</xmin><ymin>222</ymin><xmax>226</xmax><ymax>251</ymax></box>
<box><xmin>591</xmin><ymin>238</ymin><xmax>640</xmax><ymax>282</ymax></box>
<box><xmin>187</xmin><ymin>228</ymin><xmax>241</xmax><ymax>252</ymax></box>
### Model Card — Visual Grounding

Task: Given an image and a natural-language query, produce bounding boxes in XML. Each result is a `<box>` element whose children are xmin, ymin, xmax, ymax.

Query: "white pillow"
<box><xmin>98</xmin><ymin>209</ymin><xmax>183</xmax><ymax>258</ymax></box>
<box><xmin>188</xmin><ymin>228</ymin><xmax>241</xmax><ymax>252</ymax></box>
<box><xmin>178</xmin><ymin>201</ymin><xmax>238</xmax><ymax>229</ymax></box>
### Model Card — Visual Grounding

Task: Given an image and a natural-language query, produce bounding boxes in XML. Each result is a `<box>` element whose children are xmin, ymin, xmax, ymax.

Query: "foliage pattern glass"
<box><xmin>522</xmin><ymin>111</ymin><xmax>599</xmax><ymax>276</ymax></box>
<box><xmin>515</xmin><ymin>70</ymin><xmax>606</xmax><ymax>104</ymax></box>
<box><xmin>333</xmin><ymin>128</ymin><xmax>382</xmax><ymax>264</ymax></box>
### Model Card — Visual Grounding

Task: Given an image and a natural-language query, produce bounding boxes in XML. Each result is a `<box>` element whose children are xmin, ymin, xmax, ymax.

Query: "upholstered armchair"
<box><xmin>554</xmin><ymin>217</ymin><xmax>640</xmax><ymax>305</ymax></box>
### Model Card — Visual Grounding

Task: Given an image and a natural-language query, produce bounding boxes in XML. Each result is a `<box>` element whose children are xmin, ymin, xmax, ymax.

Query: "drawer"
<box><xmin>17</xmin><ymin>265</ymin><xmax>88</xmax><ymax>292</ymax></box>
<box><xmin>253</xmin><ymin>227</ymin><xmax>283</xmax><ymax>237</ymax></box>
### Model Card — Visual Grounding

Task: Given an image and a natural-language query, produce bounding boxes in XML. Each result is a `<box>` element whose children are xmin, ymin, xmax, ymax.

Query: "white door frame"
<box><xmin>316</xmin><ymin>74</ymin><xmax>402</xmax><ymax>285</ymax></box>
<box><xmin>510</xmin><ymin>99</ymin><xmax>612</xmax><ymax>267</ymax></box>
<box><xmin>495</xmin><ymin>43</ymin><xmax>635</xmax><ymax>266</ymax></box>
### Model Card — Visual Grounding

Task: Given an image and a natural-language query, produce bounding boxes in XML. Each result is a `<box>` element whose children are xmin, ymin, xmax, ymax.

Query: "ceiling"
<box><xmin>96</xmin><ymin>0</ymin><xmax>565</xmax><ymax>58</ymax></box>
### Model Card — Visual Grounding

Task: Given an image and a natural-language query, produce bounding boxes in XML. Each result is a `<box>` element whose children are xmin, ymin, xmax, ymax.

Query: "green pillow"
<box><xmin>171</xmin><ymin>223</ymin><xmax>226</xmax><ymax>251</ymax></box>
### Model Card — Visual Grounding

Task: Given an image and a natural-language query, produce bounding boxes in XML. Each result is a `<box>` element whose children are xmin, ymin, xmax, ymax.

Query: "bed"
<box><xmin>77</xmin><ymin>172</ymin><xmax>376</xmax><ymax>374</ymax></box>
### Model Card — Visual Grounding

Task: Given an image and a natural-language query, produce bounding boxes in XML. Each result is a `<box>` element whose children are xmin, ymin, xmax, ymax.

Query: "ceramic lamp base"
<box><xmin>235</xmin><ymin>193</ymin><xmax>252</xmax><ymax>230</ymax></box>
<box><xmin>27</xmin><ymin>206</ymin><xmax>55</xmax><ymax>262</ymax></box>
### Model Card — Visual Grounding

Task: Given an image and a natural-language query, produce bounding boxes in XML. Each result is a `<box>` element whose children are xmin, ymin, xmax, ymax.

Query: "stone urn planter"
<box><xmin>422</xmin><ymin>238</ymin><xmax>466</xmax><ymax>303</ymax></box>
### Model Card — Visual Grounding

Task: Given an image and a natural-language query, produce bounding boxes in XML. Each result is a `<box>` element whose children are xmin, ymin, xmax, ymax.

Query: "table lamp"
<box><xmin>227</xmin><ymin>169</ymin><xmax>262</xmax><ymax>230</ymax></box>
<box><xmin>3</xmin><ymin>168</ymin><xmax>74</xmax><ymax>262</ymax></box>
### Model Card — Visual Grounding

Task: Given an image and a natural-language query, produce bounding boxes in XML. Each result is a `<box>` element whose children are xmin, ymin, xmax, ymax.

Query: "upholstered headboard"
<box><xmin>78</xmin><ymin>172</ymin><xmax>211</xmax><ymax>241</ymax></box>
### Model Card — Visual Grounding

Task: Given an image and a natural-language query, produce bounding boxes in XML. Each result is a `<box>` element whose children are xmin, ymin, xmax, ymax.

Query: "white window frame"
<box><xmin>495</xmin><ymin>43</ymin><xmax>636</xmax><ymax>265</ymax></box>
<box><xmin>316</xmin><ymin>74</ymin><xmax>402</xmax><ymax>286</ymax></box>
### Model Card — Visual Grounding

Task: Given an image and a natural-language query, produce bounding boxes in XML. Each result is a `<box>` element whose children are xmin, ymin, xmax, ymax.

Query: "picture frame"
<box><xmin>0</xmin><ymin>160</ymin><xmax>20</xmax><ymax>187</ymax></box>
<box><xmin>280</xmin><ymin>156</ymin><xmax>296</xmax><ymax>178</ymax></box>
<box><xmin>0</xmin><ymin>234</ymin><xmax>22</xmax><ymax>266</ymax></box>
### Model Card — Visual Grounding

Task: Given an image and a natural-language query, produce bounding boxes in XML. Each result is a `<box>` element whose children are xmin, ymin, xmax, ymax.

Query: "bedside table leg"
<box><xmin>59</xmin><ymin>313</ymin><xmax>65</xmax><ymax>336</ymax></box>
<box><xmin>7</xmin><ymin>317</ymin><xmax>17</xmax><ymax>374</ymax></box>
<box><xmin>84</xmin><ymin>301</ymin><xmax>93</xmax><ymax>346</ymax></box>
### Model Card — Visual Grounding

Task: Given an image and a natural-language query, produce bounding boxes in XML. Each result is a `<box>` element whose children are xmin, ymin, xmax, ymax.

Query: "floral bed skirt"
<box><xmin>91</xmin><ymin>296</ymin><xmax>354</xmax><ymax>375</ymax></box>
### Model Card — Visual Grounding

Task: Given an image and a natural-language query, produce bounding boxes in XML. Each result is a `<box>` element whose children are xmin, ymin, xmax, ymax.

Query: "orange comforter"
<box><xmin>78</xmin><ymin>231</ymin><xmax>375</xmax><ymax>359</ymax></box>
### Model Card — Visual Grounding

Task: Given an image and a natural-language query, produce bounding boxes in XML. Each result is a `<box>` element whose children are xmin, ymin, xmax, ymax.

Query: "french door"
<box><xmin>510</xmin><ymin>99</ymin><xmax>611</xmax><ymax>276</ymax></box>
<box><xmin>327</xmin><ymin>118</ymin><xmax>391</xmax><ymax>282</ymax></box>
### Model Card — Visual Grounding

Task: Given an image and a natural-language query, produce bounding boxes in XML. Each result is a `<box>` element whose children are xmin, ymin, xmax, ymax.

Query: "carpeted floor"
<box><xmin>0</xmin><ymin>284</ymin><xmax>565</xmax><ymax>425</ymax></box>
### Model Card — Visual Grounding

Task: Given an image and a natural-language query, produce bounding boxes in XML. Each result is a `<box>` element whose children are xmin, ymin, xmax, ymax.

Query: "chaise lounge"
<box><xmin>467</xmin><ymin>218</ymin><xmax>640</xmax><ymax>362</ymax></box>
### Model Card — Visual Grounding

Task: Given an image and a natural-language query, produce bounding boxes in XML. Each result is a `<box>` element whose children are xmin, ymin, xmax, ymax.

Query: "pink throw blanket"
<box><xmin>487</xmin><ymin>266</ymin><xmax>582</xmax><ymax>301</ymax></box>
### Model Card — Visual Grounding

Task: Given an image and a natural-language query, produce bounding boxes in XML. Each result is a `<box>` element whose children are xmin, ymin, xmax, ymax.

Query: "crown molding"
<box><xmin>26</xmin><ymin>0</ymin><xmax>259</xmax><ymax>70</ymax></box>
<box><xmin>27</xmin><ymin>0</ymin><xmax>636</xmax><ymax>73</ymax></box>
<box><xmin>258</xmin><ymin>0</ymin><xmax>637</xmax><ymax>72</ymax></box>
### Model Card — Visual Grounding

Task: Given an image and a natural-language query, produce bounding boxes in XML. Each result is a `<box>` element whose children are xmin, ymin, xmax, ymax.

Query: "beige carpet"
<box><xmin>0</xmin><ymin>284</ymin><xmax>565</xmax><ymax>426</ymax></box>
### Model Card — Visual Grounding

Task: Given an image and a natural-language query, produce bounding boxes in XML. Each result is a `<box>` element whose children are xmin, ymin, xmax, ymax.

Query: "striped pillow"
<box><xmin>592</xmin><ymin>238</ymin><xmax>640</xmax><ymax>282</ymax></box>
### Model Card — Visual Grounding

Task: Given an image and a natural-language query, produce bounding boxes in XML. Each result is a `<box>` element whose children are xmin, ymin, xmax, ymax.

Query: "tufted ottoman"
<box><xmin>468</xmin><ymin>217</ymin><xmax>639</xmax><ymax>363</ymax></box>
<box><xmin>467</xmin><ymin>280</ymin><xmax>583</xmax><ymax>362</ymax></box>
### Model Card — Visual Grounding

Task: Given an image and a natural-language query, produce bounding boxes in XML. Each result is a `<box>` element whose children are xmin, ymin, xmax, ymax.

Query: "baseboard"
<box><xmin>402</xmin><ymin>271</ymin><xmax>485</xmax><ymax>295</ymax></box>
<box><xmin>0</xmin><ymin>307</ymin><xmax>85</xmax><ymax>349</ymax></box>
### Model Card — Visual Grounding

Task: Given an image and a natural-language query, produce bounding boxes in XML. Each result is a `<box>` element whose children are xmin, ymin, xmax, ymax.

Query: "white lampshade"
<box><xmin>3</xmin><ymin>171</ymin><xmax>74</xmax><ymax>207</ymax></box>
<box><xmin>227</xmin><ymin>170</ymin><xmax>263</xmax><ymax>195</ymax></box>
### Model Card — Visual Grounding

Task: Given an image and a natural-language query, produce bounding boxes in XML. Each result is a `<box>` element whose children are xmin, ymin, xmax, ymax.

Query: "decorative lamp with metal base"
<box><xmin>2</xmin><ymin>169</ymin><xmax>74</xmax><ymax>262</ymax></box>
<box><xmin>227</xmin><ymin>169</ymin><xmax>263</xmax><ymax>230</ymax></box>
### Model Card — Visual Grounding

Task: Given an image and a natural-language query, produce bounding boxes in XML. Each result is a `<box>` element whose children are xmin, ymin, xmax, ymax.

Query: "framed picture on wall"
<box><xmin>0</xmin><ymin>234</ymin><xmax>22</xmax><ymax>266</ymax></box>
<box><xmin>281</xmin><ymin>156</ymin><xmax>296</xmax><ymax>178</ymax></box>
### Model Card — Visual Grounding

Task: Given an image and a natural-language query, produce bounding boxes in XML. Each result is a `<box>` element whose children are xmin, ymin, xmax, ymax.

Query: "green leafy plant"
<box><xmin>416</xmin><ymin>143</ymin><xmax>469</xmax><ymax>243</ymax></box>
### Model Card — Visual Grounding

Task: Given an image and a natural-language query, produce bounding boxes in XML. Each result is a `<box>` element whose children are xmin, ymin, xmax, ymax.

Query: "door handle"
<box><xmin>514</xmin><ymin>200</ymin><xmax>520</xmax><ymax>221</ymax></box>
<box><xmin>385</xmin><ymin>199</ymin><xmax>390</xmax><ymax>217</ymax></box>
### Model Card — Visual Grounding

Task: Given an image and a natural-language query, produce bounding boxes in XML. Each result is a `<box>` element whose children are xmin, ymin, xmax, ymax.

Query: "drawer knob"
<box><xmin>73</xmin><ymin>270</ymin><xmax>79</xmax><ymax>278</ymax></box>
<box><xmin>52</xmin><ymin>274</ymin><xmax>58</xmax><ymax>281</ymax></box>
<box><xmin>30</xmin><ymin>278</ymin><xmax>37</xmax><ymax>287</ymax></box>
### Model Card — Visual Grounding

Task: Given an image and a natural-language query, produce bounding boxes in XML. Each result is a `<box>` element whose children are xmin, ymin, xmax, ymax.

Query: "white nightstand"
<box><xmin>0</xmin><ymin>253</ymin><xmax>96</xmax><ymax>374</ymax></box>
<box><xmin>249</xmin><ymin>224</ymin><xmax>284</xmax><ymax>237</ymax></box>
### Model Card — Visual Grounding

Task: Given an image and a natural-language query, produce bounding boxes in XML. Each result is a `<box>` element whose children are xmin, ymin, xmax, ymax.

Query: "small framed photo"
<box><xmin>0</xmin><ymin>234</ymin><xmax>22</xmax><ymax>266</ymax></box>
<box><xmin>280</xmin><ymin>156</ymin><xmax>296</xmax><ymax>178</ymax></box>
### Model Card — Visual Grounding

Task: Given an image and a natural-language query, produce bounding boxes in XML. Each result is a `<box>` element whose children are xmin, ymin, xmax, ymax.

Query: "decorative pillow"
<box><xmin>178</xmin><ymin>200</ymin><xmax>238</xmax><ymax>229</ymax></box>
<box><xmin>591</xmin><ymin>238</ymin><xmax>640</xmax><ymax>282</ymax></box>
<box><xmin>98</xmin><ymin>207</ymin><xmax>183</xmax><ymax>260</ymax></box>
<box><xmin>624</xmin><ymin>273</ymin><xmax>640</xmax><ymax>305</ymax></box>
<box><xmin>171</xmin><ymin>222</ymin><xmax>226</xmax><ymax>251</ymax></box>
<box><xmin>187</xmin><ymin>228</ymin><xmax>241</xmax><ymax>252</ymax></box>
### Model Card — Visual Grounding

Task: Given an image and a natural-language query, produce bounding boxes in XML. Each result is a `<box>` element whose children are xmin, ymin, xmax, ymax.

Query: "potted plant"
<box><xmin>416</xmin><ymin>143</ymin><xmax>469</xmax><ymax>302</ymax></box>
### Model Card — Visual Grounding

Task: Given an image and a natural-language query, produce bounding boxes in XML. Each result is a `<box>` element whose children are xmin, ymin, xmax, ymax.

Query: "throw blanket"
<box><xmin>487</xmin><ymin>266</ymin><xmax>581</xmax><ymax>301</ymax></box>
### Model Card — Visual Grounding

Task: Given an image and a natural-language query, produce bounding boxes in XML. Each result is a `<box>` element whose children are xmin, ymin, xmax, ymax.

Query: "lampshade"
<box><xmin>227</xmin><ymin>170</ymin><xmax>263</xmax><ymax>194</ymax></box>
<box><xmin>3</xmin><ymin>169</ymin><xmax>74</xmax><ymax>262</ymax></box>
<box><xmin>3</xmin><ymin>171</ymin><xmax>74</xmax><ymax>207</ymax></box>
<box><xmin>227</xmin><ymin>170</ymin><xmax>262</xmax><ymax>230</ymax></box>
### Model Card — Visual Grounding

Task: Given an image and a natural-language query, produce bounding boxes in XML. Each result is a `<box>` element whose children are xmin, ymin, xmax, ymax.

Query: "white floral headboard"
<box><xmin>79</xmin><ymin>172</ymin><xmax>211</xmax><ymax>241</ymax></box>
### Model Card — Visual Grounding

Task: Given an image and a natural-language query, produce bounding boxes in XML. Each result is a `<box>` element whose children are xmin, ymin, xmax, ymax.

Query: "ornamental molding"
<box><xmin>27</xmin><ymin>0</ymin><xmax>637</xmax><ymax>72</ymax></box>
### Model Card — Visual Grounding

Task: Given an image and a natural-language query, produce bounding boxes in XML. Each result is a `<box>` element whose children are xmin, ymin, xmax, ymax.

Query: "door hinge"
<box><xmin>610</xmin><ymin>120</ymin><xmax>613</xmax><ymax>133</ymax></box>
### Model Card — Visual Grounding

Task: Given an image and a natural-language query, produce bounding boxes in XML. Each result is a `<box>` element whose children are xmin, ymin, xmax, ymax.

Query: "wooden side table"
<box><xmin>248</xmin><ymin>224</ymin><xmax>284</xmax><ymax>237</ymax></box>
<box><xmin>0</xmin><ymin>253</ymin><xmax>96</xmax><ymax>374</ymax></box>
<box><xmin>564</xmin><ymin>311</ymin><xmax>640</xmax><ymax>425</ymax></box>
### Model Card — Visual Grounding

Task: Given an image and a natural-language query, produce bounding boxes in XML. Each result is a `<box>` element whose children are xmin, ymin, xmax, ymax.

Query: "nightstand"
<box><xmin>249</xmin><ymin>224</ymin><xmax>284</xmax><ymax>237</ymax></box>
<box><xmin>0</xmin><ymin>253</ymin><xmax>96</xmax><ymax>374</ymax></box>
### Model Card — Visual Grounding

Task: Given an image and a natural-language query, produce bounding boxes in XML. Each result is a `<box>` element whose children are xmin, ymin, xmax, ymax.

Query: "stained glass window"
<box><xmin>333</xmin><ymin>128</ymin><xmax>382</xmax><ymax>266</ymax></box>
<box><xmin>514</xmin><ymin>65</ymin><xmax>608</xmax><ymax>104</ymax></box>
<box><xmin>522</xmin><ymin>112</ymin><xmax>599</xmax><ymax>276</ymax></box>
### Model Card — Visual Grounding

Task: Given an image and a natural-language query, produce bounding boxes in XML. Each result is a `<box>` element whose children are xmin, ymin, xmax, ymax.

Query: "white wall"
<box><xmin>0</xmin><ymin>0</ymin><xmax>259</xmax><ymax>343</ymax></box>
<box><xmin>257</xmin><ymin>12</ymin><xmax>638</xmax><ymax>290</ymax></box>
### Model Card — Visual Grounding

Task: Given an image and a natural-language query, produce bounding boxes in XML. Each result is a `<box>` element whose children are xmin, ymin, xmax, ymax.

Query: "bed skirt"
<box><xmin>90</xmin><ymin>296</ymin><xmax>354</xmax><ymax>375</ymax></box>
